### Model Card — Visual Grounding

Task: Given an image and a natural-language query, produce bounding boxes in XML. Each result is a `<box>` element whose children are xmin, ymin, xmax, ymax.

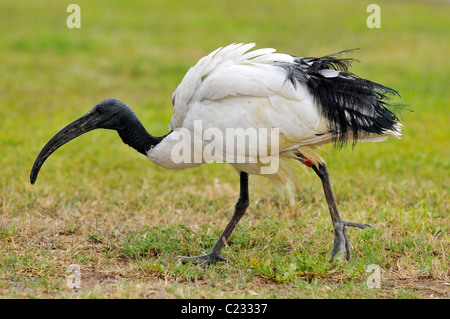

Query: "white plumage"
<box><xmin>149</xmin><ymin>43</ymin><xmax>401</xmax><ymax>200</ymax></box>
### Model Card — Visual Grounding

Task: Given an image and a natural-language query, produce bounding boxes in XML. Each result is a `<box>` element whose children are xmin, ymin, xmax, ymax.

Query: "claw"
<box><xmin>329</xmin><ymin>220</ymin><xmax>371</xmax><ymax>262</ymax></box>
<box><xmin>343</xmin><ymin>221</ymin><xmax>372</xmax><ymax>229</ymax></box>
<box><xmin>177</xmin><ymin>253</ymin><xmax>232</xmax><ymax>267</ymax></box>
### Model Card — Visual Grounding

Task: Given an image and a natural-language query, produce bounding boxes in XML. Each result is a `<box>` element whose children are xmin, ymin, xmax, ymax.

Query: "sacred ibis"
<box><xmin>30</xmin><ymin>43</ymin><xmax>403</xmax><ymax>265</ymax></box>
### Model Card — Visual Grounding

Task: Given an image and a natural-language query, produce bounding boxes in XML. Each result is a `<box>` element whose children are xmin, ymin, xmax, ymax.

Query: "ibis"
<box><xmin>30</xmin><ymin>43</ymin><xmax>403</xmax><ymax>265</ymax></box>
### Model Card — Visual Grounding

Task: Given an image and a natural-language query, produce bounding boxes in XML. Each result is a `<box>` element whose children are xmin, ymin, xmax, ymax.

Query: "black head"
<box><xmin>30</xmin><ymin>97</ymin><xmax>146</xmax><ymax>184</ymax></box>
<box><xmin>91</xmin><ymin>97</ymin><xmax>137</xmax><ymax>130</ymax></box>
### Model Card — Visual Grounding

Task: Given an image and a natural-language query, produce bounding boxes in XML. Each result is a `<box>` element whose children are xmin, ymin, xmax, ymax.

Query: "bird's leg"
<box><xmin>311</xmin><ymin>163</ymin><xmax>371</xmax><ymax>261</ymax></box>
<box><xmin>178</xmin><ymin>172</ymin><xmax>249</xmax><ymax>266</ymax></box>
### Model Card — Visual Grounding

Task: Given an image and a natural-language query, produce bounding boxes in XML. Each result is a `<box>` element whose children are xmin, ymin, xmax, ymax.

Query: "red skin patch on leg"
<box><xmin>302</xmin><ymin>159</ymin><xmax>314</xmax><ymax>167</ymax></box>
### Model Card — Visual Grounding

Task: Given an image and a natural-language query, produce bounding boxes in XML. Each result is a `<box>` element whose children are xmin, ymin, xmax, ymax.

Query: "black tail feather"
<box><xmin>281</xmin><ymin>50</ymin><xmax>404</xmax><ymax>148</ymax></box>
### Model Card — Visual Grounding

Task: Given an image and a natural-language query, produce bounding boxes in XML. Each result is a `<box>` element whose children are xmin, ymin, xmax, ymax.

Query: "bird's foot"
<box><xmin>329</xmin><ymin>219</ymin><xmax>371</xmax><ymax>262</ymax></box>
<box><xmin>177</xmin><ymin>252</ymin><xmax>231</xmax><ymax>267</ymax></box>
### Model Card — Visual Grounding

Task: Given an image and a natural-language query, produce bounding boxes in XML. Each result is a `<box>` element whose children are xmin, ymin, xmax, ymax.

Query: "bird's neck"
<box><xmin>116</xmin><ymin>114</ymin><xmax>164</xmax><ymax>156</ymax></box>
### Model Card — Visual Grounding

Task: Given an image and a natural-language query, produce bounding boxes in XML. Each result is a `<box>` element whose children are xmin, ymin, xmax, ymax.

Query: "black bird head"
<box><xmin>30</xmin><ymin>97</ymin><xmax>161</xmax><ymax>185</ymax></box>
<box><xmin>90</xmin><ymin>97</ymin><xmax>137</xmax><ymax>130</ymax></box>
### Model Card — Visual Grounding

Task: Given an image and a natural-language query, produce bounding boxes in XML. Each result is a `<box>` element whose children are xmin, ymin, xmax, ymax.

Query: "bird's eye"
<box><xmin>97</xmin><ymin>106</ymin><xmax>105</xmax><ymax>114</ymax></box>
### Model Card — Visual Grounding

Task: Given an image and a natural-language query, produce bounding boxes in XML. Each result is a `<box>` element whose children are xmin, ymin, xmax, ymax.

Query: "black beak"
<box><xmin>30</xmin><ymin>110</ymin><xmax>101</xmax><ymax>184</ymax></box>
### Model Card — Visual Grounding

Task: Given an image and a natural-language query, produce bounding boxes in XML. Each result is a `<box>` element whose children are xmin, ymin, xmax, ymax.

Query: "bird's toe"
<box><xmin>329</xmin><ymin>219</ymin><xmax>371</xmax><ymax>262</ymax></box>
<box><xmin>328</xmin><ymin>227</ymin><xmax>347</xmax><ymax>262</ymax></box>
<box><xmin>177</xmin><ymin>253</ymin><xmax>231</xmax><ymax>267</ymax></box>
<box><xmin>343</xmin><ymin>221</ymin><xmax>372</xmax><ymax>229</ymax></box>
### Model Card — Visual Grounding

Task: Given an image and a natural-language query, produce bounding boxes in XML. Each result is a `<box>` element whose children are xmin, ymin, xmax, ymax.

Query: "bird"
<box><xmin>30</xmin><ymin>43</ymin><xmax>403</xmax><ymax>266</ymax></box>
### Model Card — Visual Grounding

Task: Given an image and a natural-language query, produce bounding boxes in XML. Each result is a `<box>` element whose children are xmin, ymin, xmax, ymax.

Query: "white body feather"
<box><xmin>147</xmin><ymin>43</ymin><xmax>401</xmax><ymax>200</ymax></box>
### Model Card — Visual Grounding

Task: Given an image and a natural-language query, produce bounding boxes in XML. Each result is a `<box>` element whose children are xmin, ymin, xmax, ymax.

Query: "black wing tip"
<box><xmin>282</xmin><ymin>49</ymin><xmax>407</xmax><ymax>148</ymax></box>
<box><xmin>308</xmin><ymin>74</ymin><xmax>404</xmax><ymax>147</ymax></box>
<box><xmin>305</xmin><ymin>49</ymin><xmax>361</xmax><ymax>73</ymax></box>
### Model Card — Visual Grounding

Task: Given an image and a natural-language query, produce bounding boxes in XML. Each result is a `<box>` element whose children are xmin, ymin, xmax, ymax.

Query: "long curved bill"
<box><xmin>30</xmin><ymin>110</ymin><xmax>100</xmax><ymax>184</ymax></box>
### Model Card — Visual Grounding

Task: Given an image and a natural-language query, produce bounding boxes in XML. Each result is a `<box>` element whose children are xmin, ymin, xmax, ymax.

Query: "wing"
<box><xmin>170</xmin><ymin>43</ymin><xmax>329</xmax><ymax>152</ymax></box>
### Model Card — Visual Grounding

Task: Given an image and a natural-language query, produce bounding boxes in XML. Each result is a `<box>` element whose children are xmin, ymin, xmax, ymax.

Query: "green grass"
<box><xmin>0</xmin><ymin>0</ymin><xmax>449</xmax><ymax>298</ymax></box>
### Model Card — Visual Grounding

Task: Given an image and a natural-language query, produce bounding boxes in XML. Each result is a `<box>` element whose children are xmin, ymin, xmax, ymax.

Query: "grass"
<box><xmin>0</xmin><ymin>0</ymin><xmax>449</xmax><ymax>298</ymax></box>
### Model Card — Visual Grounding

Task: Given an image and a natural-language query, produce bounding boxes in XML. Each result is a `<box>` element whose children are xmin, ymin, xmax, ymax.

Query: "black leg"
<box><xmin>312</xmin><ymin>163</ymin><xmax>371</xmax><ymax>261</ymax></box>
<box><xmin>179</xmin><ymin>171</ymin><xmax>249</xmax><ymax>266</ymax></box>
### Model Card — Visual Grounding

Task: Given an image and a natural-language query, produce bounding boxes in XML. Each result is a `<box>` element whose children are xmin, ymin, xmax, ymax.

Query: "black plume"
<box><xmin>279</xmin><ymin>50</ymin><xmax>404</xmax><ymax>148</ymax></box>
